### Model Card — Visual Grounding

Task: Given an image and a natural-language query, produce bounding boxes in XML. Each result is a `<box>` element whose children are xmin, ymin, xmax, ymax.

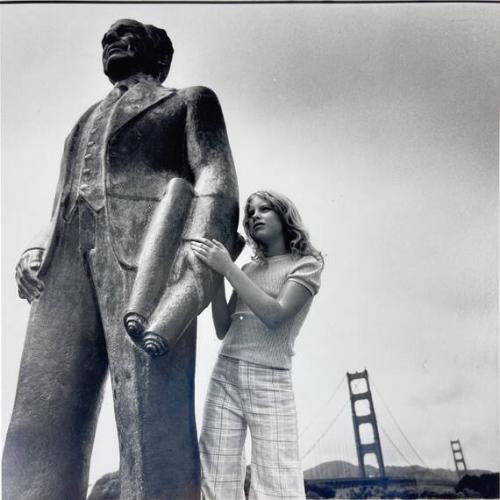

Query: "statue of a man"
<box><xmin>3</xmin><ymin>19</ymin><xmax>239</xmax><ymax>500</ymax></box>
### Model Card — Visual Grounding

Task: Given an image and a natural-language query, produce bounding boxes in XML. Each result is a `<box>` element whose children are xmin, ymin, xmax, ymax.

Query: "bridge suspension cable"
<box><xmin>301</xmin><ymin>380</ymin><xmax>361</xmax><ymax>461</ymax></box>
<box><xmin>301</xmin><ymin>395</ymin><xmax>350</xmax><ymax>460</ymax></box>
<box><xmin>379</xmin><ymin>424</ymin><xmax>413</xmax><ymax>467</ymax></box>
<box><xmin>299</xmin><ymin>374</ymin><xmax>346</xmax><ymax>438</ymax></box>
<box><xmin>371</xmin><ymin>377</ymin><xmax>428</xmax><ymax>468</ymax></box>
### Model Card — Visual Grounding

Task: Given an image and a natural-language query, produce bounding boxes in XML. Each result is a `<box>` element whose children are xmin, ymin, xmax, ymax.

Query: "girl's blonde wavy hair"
<box><xmin>243</xmin><ymin>191</ymin><xmax>324</xmax><ymax>266</ymax></box>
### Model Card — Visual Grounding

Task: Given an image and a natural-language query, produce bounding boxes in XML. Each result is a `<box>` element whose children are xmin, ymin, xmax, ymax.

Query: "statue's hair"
<box><xmin>105</xmin><ymin>19</ymin><xmax>174</xmax><ymax>83</ymax></box>
<box><xmin>243</xmin><ymin>190</ymin><xmax>324</xmax><ymax>266</ymax></box>
<box><xmin>142</xmin><ymin>23</ymin><xmax>173</xmax><ymax>83</ymax></box>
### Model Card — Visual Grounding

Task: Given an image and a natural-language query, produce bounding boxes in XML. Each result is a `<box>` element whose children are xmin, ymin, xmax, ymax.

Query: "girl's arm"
<box><xmin>224</xmin><ymin>264</ymin><xmax>310</xmax><ymax>329</ymax></box>
<box><xmin>211</xmin><ymin>281</ymin><xmax>237</xmax><ymax>339</ymax></box>
<box><xmin>191</xmin><ymin>239</ymin><xmax>311</xmax><ymax>330</ymax></box>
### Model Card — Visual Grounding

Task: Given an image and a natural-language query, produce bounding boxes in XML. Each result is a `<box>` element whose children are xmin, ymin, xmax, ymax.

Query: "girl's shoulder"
<box><xmin>289</xmin><ymin>254</ymin><xmax>323</xmax><ymax>274</ymax></box>
<box><xmin>241</xmin><ymin>254</ymin><xmax>323</xmax><ymax>295</ymax></box>
<box><xmin>286</xmin><ymin>253</ymin><xmax>324</xmax><ymax>295</ymax></box>
<box><xmin>294</xmin><ymin>253</ymin><xmax>323</xmax><ymax>266</ymax></box>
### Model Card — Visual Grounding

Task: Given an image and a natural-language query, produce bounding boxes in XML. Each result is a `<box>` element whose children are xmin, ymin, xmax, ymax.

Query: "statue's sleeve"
<box><xmin>23</xmin><ymin>129</ymin><xmax>74</xmax><ymax>264</ymax></box>
<box><xmin>182</xmin><ymin>86</ymin><xmax>240</xmax><ymax>251</ymax></box>
<box><xmin>23</xmin><ymin>104</ymin><xmax>98</xmax><ymax>271</ymax></box>
<box><xmin>24</xmin><ymin>142</ymin><xmax>65</xmax><ymax>253</ymax></box>
<box><xmin>139</xmin><ymin>87</ymin><xmax>240</xmax><ymax>355</ymax></box>
<box><xmin>24</xmin><ymin>101</ymin><xmax>101</xmax><ymax>257</ymax></box>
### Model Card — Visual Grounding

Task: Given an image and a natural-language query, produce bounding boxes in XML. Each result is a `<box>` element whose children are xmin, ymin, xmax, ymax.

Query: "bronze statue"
<box><xmin>3</xmin><ymin>19</ymin><xmax>240</xmax><ymax>500</ymax></box>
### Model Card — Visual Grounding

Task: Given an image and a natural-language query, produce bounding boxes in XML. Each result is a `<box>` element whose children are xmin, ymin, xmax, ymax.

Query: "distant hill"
<box><xmin>304</xmin><ymin>460</ymin><xmax>493</xmax><ymax>482</ymax></box>
<box><xmin>304</xmin><ymin>460</ymin><xmax>361</xmax><ymax>479</ymax></box>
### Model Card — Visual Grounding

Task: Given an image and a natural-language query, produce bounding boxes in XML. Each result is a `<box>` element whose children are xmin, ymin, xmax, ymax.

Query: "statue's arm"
<box><xmin>143</xmin><ymin>87</ymin><xmax>239</xmax><ymax>351</ymax></box>
<box><xmin>16</xmin><ymin>131</ymin><xmax>70</xmax><ymax>302</ymax></box>
<box><xmin>184</xmin><ymin>86</ymin><xmax>239</xmax><ymax>235</ymax></box>
<box><xmin>181</xmin><ymin>85</ymin><xmax>239</xmax><ymax>303</ymax></box>
<box><xmin>184</xmin><ymin>86</ymin><xmax>238</xmax><ymax>198</ymax></box>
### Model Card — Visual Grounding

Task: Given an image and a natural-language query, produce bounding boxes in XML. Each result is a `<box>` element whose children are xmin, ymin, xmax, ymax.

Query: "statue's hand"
<box><xmin>15</xmin><ymin>249</ymin><xmax>45</xmax><ymax>303</ymax></box>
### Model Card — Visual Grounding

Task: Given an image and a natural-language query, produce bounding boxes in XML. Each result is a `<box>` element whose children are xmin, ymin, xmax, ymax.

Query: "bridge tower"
<box><xmin>347</xmin><ymin>370</ymin><xmax>386</xmax><ymax>478</ymax></box>
<box><xmin>451</xmin><ymin>440</ymin><xmax>468</xmax><ymax>478</ymax></box>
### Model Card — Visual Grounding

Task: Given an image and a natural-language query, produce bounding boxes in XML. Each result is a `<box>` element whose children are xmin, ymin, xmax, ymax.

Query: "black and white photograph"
<box><xmin>1</xmin><ymin>3</ymin><xmax>499</xmax><ymax>499</ymax></box>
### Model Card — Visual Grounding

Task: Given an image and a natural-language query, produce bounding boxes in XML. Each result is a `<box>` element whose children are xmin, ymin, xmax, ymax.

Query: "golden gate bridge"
<box><xmin>298</xmin><ymin>369</ymin><xmax>466</xmax><ymax>490</ymax></box>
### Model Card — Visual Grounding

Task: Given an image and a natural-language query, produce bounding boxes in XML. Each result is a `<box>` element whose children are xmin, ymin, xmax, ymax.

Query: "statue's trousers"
<box><xmin>3</xmin><ymin>199</ymin><xmax>200</xmax><ymax>500</ymax></box>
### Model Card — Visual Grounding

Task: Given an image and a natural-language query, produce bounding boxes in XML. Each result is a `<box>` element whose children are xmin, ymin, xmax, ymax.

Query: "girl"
<box><xmin>191</xmin><ymin>191</ymin><xmax>323</xmax><ymax>500</ymax></box>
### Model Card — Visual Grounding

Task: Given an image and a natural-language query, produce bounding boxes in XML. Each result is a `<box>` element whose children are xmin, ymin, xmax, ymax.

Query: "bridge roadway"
<box><xmin>305</xmin><ymin>476</ymin><xmax>457</xmax><ymax>490</ymax></box>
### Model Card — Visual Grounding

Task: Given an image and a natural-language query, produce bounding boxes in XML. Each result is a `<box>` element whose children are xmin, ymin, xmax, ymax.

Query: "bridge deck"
<box><xmin>305</xmin><ymin>476</ymin><xmax>418</xmax><ymax>489</ymax></box>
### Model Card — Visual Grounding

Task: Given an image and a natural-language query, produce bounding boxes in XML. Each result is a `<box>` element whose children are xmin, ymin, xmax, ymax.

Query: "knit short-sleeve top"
<box><xmin>219</xmin><ymin>253</ymin><xmax>323</xmax><ymax>369</ymax></box>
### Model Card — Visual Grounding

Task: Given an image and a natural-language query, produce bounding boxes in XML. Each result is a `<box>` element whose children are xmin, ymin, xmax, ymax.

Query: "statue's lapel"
<box><xmin>109</xmin><ymin>82</ymin><xmax>175</xmax><ymax>136</ymax></box>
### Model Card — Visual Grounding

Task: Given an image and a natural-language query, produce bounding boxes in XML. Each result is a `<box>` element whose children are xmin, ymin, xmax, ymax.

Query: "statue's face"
<box><xmin>102</xmin><ymin>20</ymin><xmax>148</xmax><ymax>82</ymax></box>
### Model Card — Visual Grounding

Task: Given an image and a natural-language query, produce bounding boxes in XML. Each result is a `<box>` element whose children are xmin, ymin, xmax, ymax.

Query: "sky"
<box><xmin>1</xmin><ymin>2</ymin><xmax>499</xmax><ymax>486</ymax></box>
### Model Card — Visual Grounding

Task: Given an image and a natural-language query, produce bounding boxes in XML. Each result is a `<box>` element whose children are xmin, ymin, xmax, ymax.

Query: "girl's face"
<box><xmin>246</xmin><ymin>196</ymin><xmax>284</xmax><ymax>246</ymax></box>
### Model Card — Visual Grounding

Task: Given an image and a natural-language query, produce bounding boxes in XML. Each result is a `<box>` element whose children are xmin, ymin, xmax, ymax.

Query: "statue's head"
<box><xmin>102</xmin><ymin>19</ymin><xmax>173</xmax><ymax>84</ymax></box>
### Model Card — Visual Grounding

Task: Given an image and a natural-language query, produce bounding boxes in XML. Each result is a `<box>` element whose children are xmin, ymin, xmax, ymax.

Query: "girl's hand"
<box><xmin>190</xmin><ymin>238</ymin><xmax>233</xmax><ymax>275</ymax></box>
